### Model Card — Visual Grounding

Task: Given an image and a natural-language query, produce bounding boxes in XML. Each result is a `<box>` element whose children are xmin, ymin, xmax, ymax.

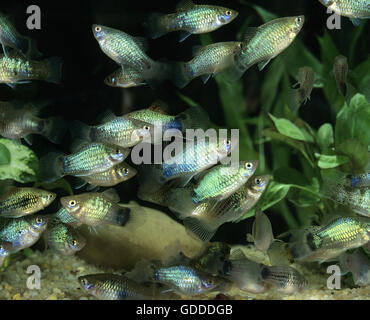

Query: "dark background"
<box><xmin>0</xmin><ymin>0</ymin><xmax>368</xmax><ymax>243</ymax></box>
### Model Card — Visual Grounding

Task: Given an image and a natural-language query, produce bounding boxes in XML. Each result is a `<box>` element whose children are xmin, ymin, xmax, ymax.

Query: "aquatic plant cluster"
<box><xmin>0</xmin><ymin>0</ymin><xmax>369</xmax><ymax>299</ymax></box>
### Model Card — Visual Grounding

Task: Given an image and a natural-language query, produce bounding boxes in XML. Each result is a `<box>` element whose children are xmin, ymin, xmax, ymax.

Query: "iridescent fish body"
<box><xmin>104</xmin><ymin>67</ymin><xmax>146</xmax><ymax>88</ymax></box>
<box><xmin>0</xmin><ymin>187</ymin><xmax>56</xmax><ymax>218</ymax></box>
<box><xmin>79</xmin><ymin>273</ymin><xmax>155</xmax><ymax>300</ymax></box>
<box><xmin>0</xmin><ymin>215</ymin><xmax>48</xmax><ymax>253</ymax></box>
<box><xmin>145</xmin><ymin>0</ymin><xmax>238</xmax><ymax>42</ymax></box>
<box><xmin>54</xmin><ymin>207</ymin><xmax>82</xmax><ymax>227</ymax></box>
<box><xmin>318</xmin><ymin>0</ymin><xmax>370</xmax><ymax>26</ymax></box>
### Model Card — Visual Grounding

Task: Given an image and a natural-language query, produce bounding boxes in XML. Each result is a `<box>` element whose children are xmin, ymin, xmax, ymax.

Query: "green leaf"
<box><xmin>34</xmin><ymin>178</ymin><xmax>73</xmax><ymax>196</ymax></box>
<box><xmin>0</xmin><ymin>143</ymin><xmax>11</xmax><ymax>165</ymax></box>
<box><xmin>176</xmin><ymin>92</ymin><xmax>201</xmax><ymax>108</ymax></box>
<box><xmin>23</xmin><ymin>248</ymin><xmax>33</xmax><ymax>258</ymax></box>
<box><xmin>336</xmin><ymin>139</ymin><xmax>368</xmax><ymax>173</ymax></box>
<box><xmin>252</xmin><ymin>4</ymin><xmax>278</xmax><ymax>22</ymax></box>
<box><xmin>314</xmin><ymin>153</ymin><xmax>350</xmax><ymax>169</ymax></box>
<box><xmin>0</xmin><ymin>139</ymin><xmax>39</xmax><ymax>183</ymax></box>
<box><xmin>317</xmin><ymin>123</ymin><xmax>334</xmax><ymax>150</ymax></box>
<box><xmin>353</xmin><ymin>58</ymin><xmax>370</xmax><ymax>101</ymax></box>
<box><xmin>335</xmin><ymin>94</ymin><xmax>370</xmax><ymax>147</ymax></box>
<box><xmin>268</xmin><ymin>113</ymin><xmax>314</xmax><ymax>143</ymax></box>
<box><xmin>273</xmin><ymin>167</ymin><xmax>309</xmax><ymax>186</ymax></box>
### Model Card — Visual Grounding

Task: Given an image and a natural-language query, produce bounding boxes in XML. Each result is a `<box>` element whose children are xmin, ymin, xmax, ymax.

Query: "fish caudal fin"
<box><xmin>167</xmin><ymin>187</ymin><xmax>195</xmax><ymax>219</ymax></box>
<box><xmin>145</xmin><ymin>13</ymin><xmax>168</xmax><ymax>39</ymax></box>
<box><xmin>176</xmin><ymin>106</ymin><xmax>210</xmax><ymax>132</ymax></box>
<box><xmin>45</xmin><ymin>57</ymin><xmax>63</xmax><ymax>84</ymax></box>
<box><xmin>183</xmin><ymin>216</ymin><xmax>217</xmax><ymax>242</ymax></box>
<box><xmin>143</xmin><ymin>61</ymin><xmax>172</xmax><ymax>89</ymax></box>
<box><xmin>42</xmin><ymin>116</ymin><xmax>67</xmax><ymax>144</ymax></box>
<box><xmin>70</xmin><ymin>120</ymin><xmax>92</xmax><ymax>142</ymax></box>
<box><xmin>104</xmin><ymin>206</ymin><xmax>130</xmax><ymax>227</ymax></box>
<box><xmin>137</xmin><ymin>164</ymin><xmax>168</xmax><ymax>195</ymax></box>
<box><xmin>170</xmin><ymin>62</ymin><xmax>193</xmax><ymax>89</ymax></box>
<box><xmin>39</xmin><ymin>151</ymin><xmax>65</xmax><ymax>183</ymax></box>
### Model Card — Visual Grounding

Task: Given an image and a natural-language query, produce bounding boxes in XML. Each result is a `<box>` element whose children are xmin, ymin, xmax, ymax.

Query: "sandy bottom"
<box><xmin>0</xmin><ymin>250</ymin><xmax>368</xmax><ymax>300</ymax></box>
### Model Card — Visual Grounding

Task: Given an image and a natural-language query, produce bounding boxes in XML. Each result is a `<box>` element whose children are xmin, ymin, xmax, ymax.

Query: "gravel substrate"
<box><xmin>0</xmin><ymin>250</ymin><xmax>368</xmax><ymax>300</ymax></box>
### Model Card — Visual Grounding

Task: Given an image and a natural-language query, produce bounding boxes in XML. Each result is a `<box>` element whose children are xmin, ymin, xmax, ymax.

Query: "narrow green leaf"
<box><xmin>317</xmin><ymin>123</ymin><xmax>334</xmax><ymax>150</ymax></box>
<box><xmin>0</xmin><ymin>143</ymin><xmax>11</xmax><ymax>165</ymax></box>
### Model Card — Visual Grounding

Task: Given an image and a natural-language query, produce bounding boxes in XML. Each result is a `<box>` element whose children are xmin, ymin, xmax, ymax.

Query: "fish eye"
<box><xmin>69</xmin><ymin>200</ymin><xmax>77</xmax><ymax>207</ymax></box>
<box><xmin>245</xmin><ymin>162</ymin><xmax>253</xmax><ymax>169</ymax></box>
<box><xmin>143</xmin><ymin>125</ymin><xmax>150</xmax><ymax>131</ymax></box>
<box><xmin>36</xmin><ymin>217</ymin><xmax>43</xmax><ymax>224</ymax></box>
<box><xmin>225</xmin><ymin>10</ymin><xmax>232</xmax><ymax>16</ymax></box>
<box><xmin>95</xmin><ymin>26</ymin><xmax>102</xmax><ymax>32</ymax></box>
<box><xmin>115</xmin><ymin>148</ymin><xmax>121</xmax><ymax>154</ymax></box>
<box><xmin>296</xmin><ymin>17</ymin><xmax>302</xmax><ymax>24</ymax></box>
<box><xmin>226</xmin><ymin>139</ymin><xmax>231</xmax><ymax>146</ymax></box>
<box><xmin>72</xmin><ymin>239</ymin><xmax>78</xmax><ymax>246</ymax></box>
<box><xmin>81</xmin><ymin>278</ymin><xmax>88</xmax><ymax>286</ymax></box>
<box><xmin>123</xmin><ymin>168</ymin><xmax>129</xmax><ymax>176</ymax></box>
<box><xmin>255</xmin><ymin>178</ymin><xmax>262</xmax><ymax>185</ymax></box>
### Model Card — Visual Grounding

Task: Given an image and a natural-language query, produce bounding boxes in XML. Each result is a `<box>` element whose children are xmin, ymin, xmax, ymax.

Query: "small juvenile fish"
<box><xmin>47</xmin><ymin>221</ymin><xmax>86</xmax><ymax>256</ymax></box>
<box><xmin>234</xmin><ymin>16</ymin><xmax>305</xmax><ymax>79</ymax></box>
<box><xmin>191</xmin><ymin>160</ymin><xmax>258</xmax><ymax>203</ymax></box>
<box><xmin>333</xmin><ymin>55</ymin><xmax>348</xmax><ymax>96</ymax></box>
<box><xmin>152</xmin><ymin>265</ymin><xmax>221</xmax><ymax>296</ymax></box>
<box><xmin>70</xmin><ymin>116</ymin><xmax>153</xmax><ymax>148</ymax></box>
<box><xmin>0</xmin><ymin>215</ymin><xmax>48</xmax><ymax>253</ymax></box>
<box><xmin>145</xmin><ymin>0</ymin><xmax>238</xmax><ymax>42</ymax></box>
<box><xmin>172</xmin><ymin>41</ymin><xmax>242</xmax><ymax>88</ymax></box>
<box><xmin>288</xmin><ymin>66</ymin><xmax>315</xmax><ymax>113</ymax></box>
<box><xmin>60</xmin><ymin>189</ymin><xmax>130</xmax><ymax>228</ymax></box>
<box><xmin>0</xmin><ymin>240</ymin><xmax>12</xmax><ymax>267</ymax></box>
<box><xmin>0</xmin><ymin>53</ymin><xmax>62</xmax><ymax>88</ymax></box>
<box><xmin>318</xmin><ymin>0</ymin><xmax>370</xmax><ymax>26</ymax></box>
<box><xmin>0</xmin><ymin>101</ymin><xmax>66</xmax><ymax>144</ymax></box>
<box><xmin>221</xmin><ymin>257</ymin><xmax>266</xmax><ymax>293</ymax></box>
<box><xmin>340</xmin><ymin>251</ymin><xmax>370</xmax><ymax>286</ymax></box>
<box><xmin>92</xmin><ymin>25</ymin><xmax>169</xmax><ymax>86</ymax></box>
<box><xmin>40</xmin><ymin>143</ymin><xmax>130</xmax><ymax>183</ymax></box>
<box><xmin>78</xmin><ymin>162</ymin><xmax>137</xmax><ymax>188</ymax></box>
<box><xmin>0</xmin><ymin>187</ymin><xmax>56</xmax><ymax>218</ymax></box>
<box><xmin>261</xmin><ymin>265</ymin><xmax>307</xmax><ymax>294</ymax></box>
<box><xmin>321</xmin><ymin>177</ymin><xmax>370</xmax><ymax>216</ymax></box>
<box><xmin>54</xmin><ymin>207</ymin><xmax>82</xmax><ymax>227</ymax></box>
<box><xmin>79</xmin><ymin>273</ymin><xmax>155</xmax><ymax>300</ymax></box>
<box><xmin>249</xmin><ymin>209</ymin><xmax>274</xmax><ymax>253</ymax></box>
<box><xmin>104</xmin><ymin>67</ymin><xmax>146</xmax><ymax>88</ymax></box>
<box><xmin>168</xmin><ymin>175</ymin><xmax>270</xmax><ymax>242</ymax></box>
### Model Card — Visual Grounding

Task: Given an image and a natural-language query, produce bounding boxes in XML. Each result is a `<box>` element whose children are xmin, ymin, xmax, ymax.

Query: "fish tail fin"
<box><xmin>183</xmin><ymin>216</ymin><xmax>216</xmax><ymax>242</ymax></box>
<box><xmin>44</xmin><ymin>57</ymin><xmax>63</xmax><ymax>84</ymax></box>
<box><xmin>42</xmin><ymin>116</ymin><xmax>67</xmax><ymax>144</ymax></box>
<box><xmin>70</xmin><ymin>120</ymin><xmax>92</xmax><ymax>142</ymax></box>
<box><xmin>39</xmin><ymin>151</ymin><xmax>65</xmax><ymax>182</ymax></box>
<box><xmin>104</xmin><ymin>206</ymin><xmax>131</xmax><ymax>227</ymax></box>
<box><xmin>170</xmin><ymin>62</ymin><xmax>193</xmax><ymax>89</ymax></box>
<box><xmin>137</xmin><ymin>165</ymin><xmax>167</xmax><ymax>195</ymax></box>
<box><xmin>175</xmin><ymin>106</ymin><xmax>210</xmax><ymax>132</ymax></box>
<box><xmin>287</xmin><ymin>89</ymin><xmax>302</xmax><ymax>114</ymax></box>
<box><xmin>145</xmin><ymin>13</ymin><xmax>168</xmax><ymax>39</ymax></box>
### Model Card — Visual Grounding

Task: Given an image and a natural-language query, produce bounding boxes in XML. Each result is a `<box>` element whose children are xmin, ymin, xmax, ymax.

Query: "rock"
<box><xmin>77</xmin><ymin>202</ymin><xmax>206</xmax><ymax>269</ymax></box>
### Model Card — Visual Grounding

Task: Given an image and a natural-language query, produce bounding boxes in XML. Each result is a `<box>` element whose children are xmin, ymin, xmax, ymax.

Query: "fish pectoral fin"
<box><xmin>350</xmin><ymin>18</ymin><xmax>362</xmax><ymax>27</ymax></box>
<box><xmin>179</xmin><ymin>31</ymin><xmax>191</xmax><ymax>43</ymax></box>
<box><xmin>6</xmin><ymin>83</ymin><xmax>17</xmax><ymax>90</ymax></box>
<box><xmin>121</xmin><ymin>64</ymin><xmax>125</xmax><ymax>74</ymax></box>
<box><xmin>219</xmin><ymin>64</ymin><xmax>246</xmax><ymax>82</ymax></box>
<box><xmin>23</xmin><ymin>135</ymin><xmax>33</xmax><ymax>146</ymax></box>
<box><xmin>176</xmin><ymin>0</ymin><xmax>195</xmax><ymax>12</ymax></box>
<box><xmin>201</xmin><ymin>74</ymin><xmax>212</xmax><ymax>84</ymax></box>
<box><xmin>258</xmin><ymin>59</ymin><xmax>271</xmax><ymax>71</ymax></box>
<box><xmin>102</xmin><ymin>188</ymin><xmax>120</xmax><ymax>203</ymax></box>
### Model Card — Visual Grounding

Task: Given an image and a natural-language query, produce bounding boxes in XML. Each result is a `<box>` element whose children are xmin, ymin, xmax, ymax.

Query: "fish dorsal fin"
<box><xmin>97</xmin><ymin>110</ymin><xmax>117</xmax><ymax>124</ymax></box>
<box><xmin>258</xmin><ymin>59</ymin><xmax>271</xmax><ymax>71</ymax></box>
<box><xmin>176</xmin><ymin>0</ymin><xmax>195</xmax><ymax>12</ymax></box>
<box><xmin>243</xmin><ymin>27</ymin><xmax>258</xmax><ymax>43</ymax></box>
<box><xmin>133</xmin><ymin>36</ymin><xmax>149</xmax><ymax>52</ymax></box>
<box><xmin>102</xmin><ymin>188</ymin><xmax>120</xmax><ymax>203</ymax></box>
<box><xmin>192</xmin><ymin>45</ymin><xmax>204</xmax><ymax>57</ymax></box>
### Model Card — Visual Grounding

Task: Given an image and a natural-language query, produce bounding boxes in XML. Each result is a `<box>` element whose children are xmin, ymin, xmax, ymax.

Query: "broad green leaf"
<box><xmin>354</xmin><ymin>58</ymin><xmax>370</xmax><ymax>102</ymax></box>
<box><xmin>0</xmin><ymin>139</ymin><xmax>39</xmax><ymax>183</ymax></box>
<box><xmin>34</xmin><ymin>178</ymin><xmax>73</xmax><ymax>196</ymax></box>
<box><xmin>0</xmin><ymin>143</ymin><xmax>11</xmax><ymax>165</ymax></box>
<box><xmin>269</xmin><ymin>113</ymin><xmax>314</xmax><ymax>143</ymax></box>
<box><xmin>335</xmin><ymin>94</ymin><xmax>370</xmax><ymax>147</ymax></box>
<box><xmin>336</xmin><ymin>139</ymin><xmax>368</xmax><ymax>173</ymax></box>
<box><xmin>314</xmin><ymin>153</ymin><xmax>350</xmax><ymax>169</ymax></box>
<box><xmin>317</xmin><ymin>123</ymin><xmax>334</xmax><ymax>150</ymax></box>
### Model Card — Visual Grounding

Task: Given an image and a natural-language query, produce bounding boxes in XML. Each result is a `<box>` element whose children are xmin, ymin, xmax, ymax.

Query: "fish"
<box><xmin>92</xmin><ymin>25</ymin><xmax>169</xmax><ymax>87</ymax></box>
<box><xmin>0</xmin><ymin>240</ymin><xmax>12</xmax><ymax>267</ymax></box>
<box><xmin>70</xmin><ymin>115</ymin><xmax>154</xmax><ymax>148</ymax></box>
<box><xmin>321</xmin><ymin>176</ymin><xmax>370</xmax><ymax>217</ymax></box>
<box><xmin>261</xmin><ymin>265</ymin><xmax>307</xmax><ymax>294</ymax></box>
<box><xmin>145</xmin><ymin>0</ymin><xmax>238</xmax><ymax>42</ymax></box>
<box><xmin>171</xmin><ymin>41</ymin><xmax>242</xmax><ymax>89</ymax></box>
<box><xmin>152</xmin><ymin>265</ymin><xmax>221</xmax><ymax>296</ymax></box>
<box><xmin>318</xmin><ymin>0</ymin><xmax>370</xmax><ymax>26</ymax></box>
<box><xmin>78</xmin><ymin>273</ymin><xmax>156</xmax><ymax>300</ymax></box>
<box><xmin>221</xmin><ymin>257</ymin><xmax>266</xmax><ymax>293</ymax></box>
<box><xmin>267</xmin><ymin>241</ymin><xmax>294</xmax><ymax>266</ymax></box>
<box><xmin>104</xmin><ymin>66</ymin><xmax>146</xmax><ymax>88</ymax></box>
<box><xmin>248</xmin><ymin>209</ymin><xmax>274</xmax><ymax>253</ymax></box>
<box><xmin>192</xmin><ymin>242</ymin><xmax>231</xmax><ymax>276</ymax></box>
<box><xmin>168</xmin><ymin>175</ymin><xmax>270</xmax><ymax>242</ymax></box>
<box><xmin>347</xmin><ymin>173</ymin><xmax>370</xmax><ymax>188</ymax></box>
<box><xmin>191</xmin><ymin>160</ymin><xmax>258</xmax><ymax>204</ymax></box>
<box><xmin>232</xmin><ymin>16</ymin><xmax>305</xmax><ymax>80</ymax></box>
<box><xmin>39</xmin><ymin>142</ymin><xmax>130</xmax><ymax>183</ymax></box>
<box><xmin>0</xmin><ymin>53</ymin><xmax>62</xmax><ymax>88</ymax></box>
<box><xmin>333</xmin><ymin>55</ymin><xmax>348</xmax><ymax>96</ymax></box>
<box><xmin>137</xmin><ymin>137</ymin><xmax>233</xmax><ymax>194</ymax></box>
<box><xmin>54</xmin><ymin>207</ymin><xmax>82</xmax><ymax>228</ymax></box>
<box><xmin>339</xmin><ymin>251</ymin><xmax>370</xmax><ymax>286</ymax></box>
<box><xmin>288</xmin><ymin>66</ymin><xmax>315</xmax><ymax>113</ymax></box>
<box><xmin>77</xmin><ymin>162</ymin><xmax>137</xmax><ymax>188</ymax></box>
<box><xmin>60</xmin><ymin>189</ymin><xmax>130</xmax><ymax>228</ymax></box>
<box><xmin>290</xmin><ymin>217</ymin><xmax>370</xmax><ymax>262</ymax></box>
<box><xmin>47</xmin><ymin>221</ymin><xmax>86</xmax><ymax>256</ymax></box>
<box><xmin>0</xmin><ymin>101</ymin><xmax>66</xmax><ymax>144</ymax></box>
<box><xmin>0</xmin><ymin>215</ymin><xmax>48</xmax><ymax>253</ymax></box>
<box><xmin>0</xmin><ymin>187</ymin><xmax>56</xmax><ymax>218</ymax></box>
